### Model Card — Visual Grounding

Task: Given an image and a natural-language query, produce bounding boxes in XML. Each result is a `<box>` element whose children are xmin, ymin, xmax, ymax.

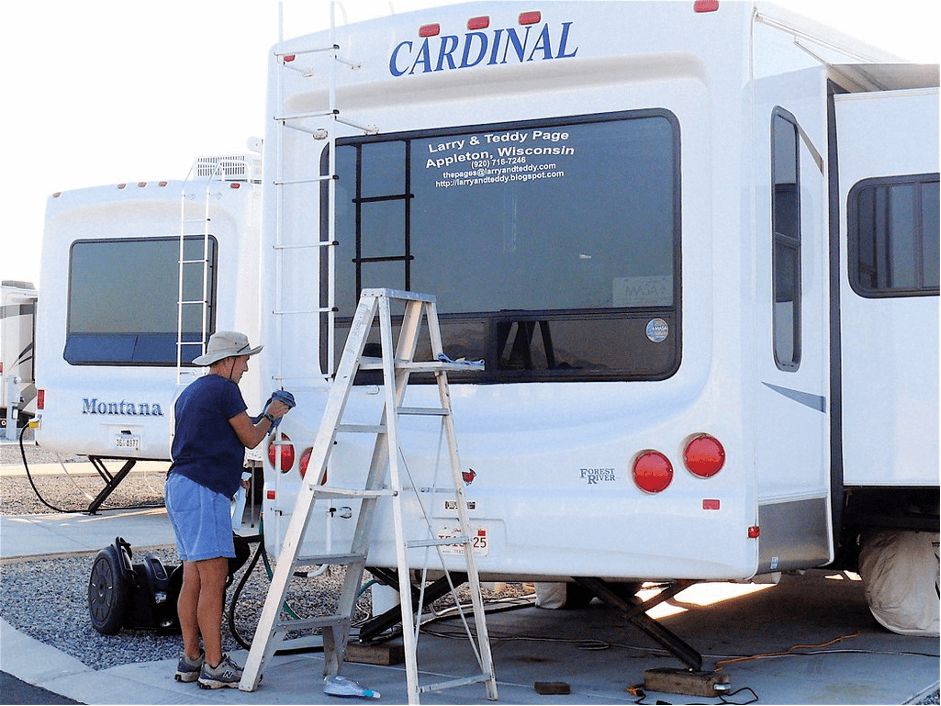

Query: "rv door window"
<box><xmin>848</xmin><ymin>173</ymin><xmax>940</xmax><ymax>297</ymax></box>
<box><xmin>65</xmin><ymin>236</ymin><xmax>217</xmax><ymax>365</ymax></box>
<box><xmin>771</xmin><ymin>109</ymin><xmax>802</xmax><ymax>371</ymax></box>
<box><xmin>328</xmin><ymin>110</ymin><xmax>681</xmax><ymax>383</ymax></box>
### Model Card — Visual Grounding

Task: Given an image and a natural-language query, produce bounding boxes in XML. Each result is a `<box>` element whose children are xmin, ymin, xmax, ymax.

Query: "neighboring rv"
<box><xmin>1</xmin><ymin>281</ymin><xmax>38</xmax><ymax>440</ymax></box>
<box><xmin>34</xmin><ymin>153</ymin><xmax>263</xmax><ymax>467</ymax></box>
<box><xmin>255</xmin><ymin>0</ymin><xmax>939</xmax><ymax>634</ymax></box>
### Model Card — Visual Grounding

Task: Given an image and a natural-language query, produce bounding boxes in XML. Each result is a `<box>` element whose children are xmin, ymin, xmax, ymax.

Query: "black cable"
<box><xmin>19</xmin><ymin>424</ymin><xmax>77</xmax><ymax>513</ymax></box>
<box><xmin>227</xmin><ymin>537</ymin><xmax>268</xmax><ymax>650</ymax></box>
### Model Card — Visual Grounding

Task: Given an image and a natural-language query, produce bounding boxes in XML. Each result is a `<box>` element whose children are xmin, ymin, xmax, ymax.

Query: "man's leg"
<box><xmin>177</xmin><ymin>561</ymin><xmax>202</xmax><ymax>661</ymax></box>
<box><xmin>194</xmin><ymin>556</ymin><xmax>229</xmax><ymax>668</ymax></box>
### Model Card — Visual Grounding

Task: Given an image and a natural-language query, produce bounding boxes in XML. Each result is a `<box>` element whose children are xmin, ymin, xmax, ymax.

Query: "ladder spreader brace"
<box><xmin>239</xmin><ymin>289</ymin><xmax>498</xmax><ymax>704</ymax></box>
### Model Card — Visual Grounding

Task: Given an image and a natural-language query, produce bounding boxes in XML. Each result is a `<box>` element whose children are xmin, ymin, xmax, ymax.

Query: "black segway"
<box><xmin>88</xmin><ymin>535</ymin><xmax>253</xmax><ymax>635</ymax></box>
<box><xmin>88</xmin><ymin>537</ymin><xmax>182</xmax><ymax>635</ymax></box>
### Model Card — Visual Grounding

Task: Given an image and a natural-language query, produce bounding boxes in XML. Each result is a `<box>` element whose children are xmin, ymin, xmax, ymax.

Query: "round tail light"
<box><xmin>684</xmin><ymin>435</ymin><xmax>725</xmax><ymax>478</ymax></box>
<box><xmin>632</xmin><ymin>451</ymin><xmax>673</xmax><ymax>494</ymax></box>
<box><xmin>268</xmin><ymin>432</ymin><xmax>295</xmax><ymax>473</ymax></box>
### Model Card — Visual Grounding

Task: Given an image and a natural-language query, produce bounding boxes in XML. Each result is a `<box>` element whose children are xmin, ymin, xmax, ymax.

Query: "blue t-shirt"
<box><xmin>170</xmin><ymin>374</ymin><xmax>248</xmax><ymax>498</ymax></box>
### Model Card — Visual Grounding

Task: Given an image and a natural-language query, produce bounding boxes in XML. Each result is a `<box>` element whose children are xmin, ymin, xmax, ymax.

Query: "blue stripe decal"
<box><xmin>762</xmin><ymin>382</ymin><xmax>827</xmax><ymax>413</ymax></box>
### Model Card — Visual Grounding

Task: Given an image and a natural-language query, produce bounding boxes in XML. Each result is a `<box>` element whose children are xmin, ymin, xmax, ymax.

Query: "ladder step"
<box><xmin>295</xmin><ymin>552</ymin><xmax>366</xmax><ymax>566</ymax></box>
<box><xmin>277</xmin><ymin>615</ymin><xmax>350</xmax><ymax>632</ymax></box>
<box><xmin>309</xmin><ymin>485</ymin><xmax>394</xmax><ymax>498</ymax></box>
<box><xmin>407</xmin><ymin>536</ymin><xmax>468</xmax><ymax>548</ymax></box>
<box><xmin>419</xmin><ymin>673</ymin><xmax>494</xmax><ymax>694</ymax></box>
<box><xmin>397</xmin><ymin>406</ymin><xmax>449</xmax><ymax>417</ymax></box>
<box><xmin>337</xmin><ymin>423</ymin><xmax>387</xmax><ymax>434</ymax></box>
<box><xmin>358</xmin><ymin>359</ymin><xmax>477</xmax><ymax>373</ymax></box>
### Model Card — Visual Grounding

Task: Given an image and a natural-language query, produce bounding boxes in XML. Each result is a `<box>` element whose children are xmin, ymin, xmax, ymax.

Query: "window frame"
<box><xmin>321</xmin><ymin>109</ymin><xmax>683</xmax><ymax>383</ymax></box>
<box><xmin>64</xmin><ymin>235</ymin><xmax>218</xmax><ymax>366</ymax></box>
<box><xmin>847</xmin><ymin>172</ymin><xmax>940</xmax><ymax>299</ymax></box>
<box><xmin>771</xmin><ymin>107</ymin><xmax>803</xmax><ymax>372</ymax></box>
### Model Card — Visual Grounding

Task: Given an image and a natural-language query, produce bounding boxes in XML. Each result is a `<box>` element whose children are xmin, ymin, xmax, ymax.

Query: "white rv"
<box><xmin>34</xmin><ymin>154</ymin><xmax>263</xmax><ymax>471</ymax></box>
<box><xmin>255</xmin><ymin>0</ymin><xmax>939</xmax><ymax>637</ymax></box>
<box><xmin>1</xmin><ymin>281</ymin><xmax>38</xmax><ymax>440</ymax></box>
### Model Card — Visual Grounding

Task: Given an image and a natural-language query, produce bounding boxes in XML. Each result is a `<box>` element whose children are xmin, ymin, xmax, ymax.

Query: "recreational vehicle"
<box><xmin>34</xmin><ymin>153</ymin><xmax>263</xmax><ymax>484</ymax></box>
<box><xmin>255</xmin><ymin>0</ymin><xmax>939</xmax><ymax>636</ymax></box>
<box><xmin>1</xmin><ymin>280</ymin><xmax>38</xmax><ymax>440</ymax></box>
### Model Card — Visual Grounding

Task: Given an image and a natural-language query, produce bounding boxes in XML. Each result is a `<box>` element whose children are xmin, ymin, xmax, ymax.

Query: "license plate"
<box><xmin>113</xmin><ymin>434</ymin><xmax>141</xmax><ymax>451</ymax></box>
<box><xmin>436</xmin><ymin>525</ymin><xmax>489</xmax><ymax>557</ymax></box>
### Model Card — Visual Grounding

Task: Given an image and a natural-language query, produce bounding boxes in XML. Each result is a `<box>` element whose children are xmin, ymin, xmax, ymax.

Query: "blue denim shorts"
<box><xmin>165</xmin><ymin>473</ymin><xmax>235</xmax><ymax>562</ymax></box>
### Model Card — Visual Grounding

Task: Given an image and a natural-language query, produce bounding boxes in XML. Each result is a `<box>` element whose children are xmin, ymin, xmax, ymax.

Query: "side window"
<box><xmin>772</xmin><ymin>109</ymin><xmax>801</xmax><ymax>370</ymax></box>
<box><xmin>849</xmin><ymin>174</ymin><xmax>940</xmax><ymax>297</ymax></box>
<box><xmin>65</xmin><ymin>237</ymin><xmax>217</xmax><ymax>365</ymax></box>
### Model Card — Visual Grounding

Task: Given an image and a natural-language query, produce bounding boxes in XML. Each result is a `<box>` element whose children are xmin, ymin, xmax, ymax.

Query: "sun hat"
<box><xmin>192</xmin><ymin>331</ymin><xmax>264</xmax><ymax>366</ymax></box>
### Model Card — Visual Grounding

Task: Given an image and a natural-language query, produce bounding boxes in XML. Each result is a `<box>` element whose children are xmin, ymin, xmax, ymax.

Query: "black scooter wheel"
<box><xmin>88</xmin><ymin>545</ymin><xmax>129</xmax><ymax>635</ymax></box>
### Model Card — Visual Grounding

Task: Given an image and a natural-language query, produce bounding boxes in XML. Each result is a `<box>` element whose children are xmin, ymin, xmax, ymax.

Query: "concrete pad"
<box><xmin>13</xmin><ymin>575</ymin><xmax>935</xmax><ymax>705</ymax></box>
<box><xmin>0</xmin><ymin>508</ymin><xmax>176</xmax><ymax>559</ymax></box>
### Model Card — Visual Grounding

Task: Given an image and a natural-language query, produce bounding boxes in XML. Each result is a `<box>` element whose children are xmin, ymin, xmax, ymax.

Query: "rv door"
<box><xmin>835</xmin><ymin>87</ymin><xmax>939</xmax><ymax>489</ymax></box>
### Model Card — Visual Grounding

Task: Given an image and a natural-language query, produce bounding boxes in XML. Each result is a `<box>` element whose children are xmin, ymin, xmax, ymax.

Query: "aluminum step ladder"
<box><xmin>239</xmin><ymin>288</ymin><xmax>498</xmax><ymax>704</ymax></box>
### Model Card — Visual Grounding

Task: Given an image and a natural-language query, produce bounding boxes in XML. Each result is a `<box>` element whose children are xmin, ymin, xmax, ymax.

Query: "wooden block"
<box><xmin>344</xmin><ymin>641</ymin><xmax>405</xmax><ymax>666</ymax></box>
<box><xmin>644</xmin><ymin>668</ymin><xmax>730</xmax><ymax>698</ymax></box>
<box><xmin>534</xmin><ymin>681</ymin><xmax>571</xmax><ymax>695</ymax></box>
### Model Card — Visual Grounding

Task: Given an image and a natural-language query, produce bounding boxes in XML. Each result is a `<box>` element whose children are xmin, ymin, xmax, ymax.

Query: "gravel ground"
<box><xmin>0</xmin><ymin>442</ymin><xmax>531</xmax><ymax>674</ymax></box>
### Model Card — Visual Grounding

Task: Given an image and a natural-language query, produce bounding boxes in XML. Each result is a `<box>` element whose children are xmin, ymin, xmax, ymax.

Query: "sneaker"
<box><xmin>174</xmin><ymin>649</ymin><xmax>204</xmax><ymax>683</ymax></box>
<box><xmin>197</xmin><ymin>654</ymin><xmax>243</xmax><ymax>689</ymax></box>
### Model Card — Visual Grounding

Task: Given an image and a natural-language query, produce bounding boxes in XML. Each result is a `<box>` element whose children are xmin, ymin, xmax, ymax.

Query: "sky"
<box><xmin>1</xmin><ymin>0</ymin><xmax>938</xmax><ymax>288</ymax></box>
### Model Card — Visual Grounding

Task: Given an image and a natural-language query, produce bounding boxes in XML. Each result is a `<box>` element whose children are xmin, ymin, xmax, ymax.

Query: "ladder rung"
<box><xmin>397</xmin><ymin>406</ymin><xmax>449</xmax><ymax>417</ymax></box>
<box><xmin>276</xmin><ymin>110</ymin><xmax>336</xmax><ymax>122</ymax></box>
<box><xmin>273</xmin><ymin>241</ymin><xmax>338</xmax><ymax>251</ymax></box>
<box><xmin>277</xmin><ymin>45</ymin><xmax>338</xmax><ymax>58</ymax></box>
<box><xmin>181</xmin><ymin>218</ymin><xmax>210</xmax><ymax>223</ymax></box>
<box><xmin>336</xmin><ymin>423</ymin><xmax>387</xmax><ymax>434</ymax></box>
<box><xmin>274</xmin><ymin>307</ymin><xmax>334</xmax><ymax>315</ymax></box>
<box><xmin>274</xmin><ymin>175</ymin><xmax>336</xmax><ymax>187</ymax></box>
<box><xmin>295</xmin><ymin>552</ymin><xmax>365</xmax><ymax>566</ymax></box>
<box><xmin>419</xmin><ymin>673</ymin><xmax>494</xmax><ymax>694</ymax></box>
<box><xmin>277</xmin><ymin>615</ymin><xmax>350</xmax><ymax>632</ymax></box>
<box><xmin>407</xmin><ymin>536</ymin><xmax>468</xmax><ymax>548</ymax></box>
<box><xmin>180</xmin><ymin>258</ymin><xmax>210</xmax><ymax>264</ymax></box>
<box><xmin>310</xmin><ymin>485</ymin><xmax>394</xmax><ymax>498</ymax></box>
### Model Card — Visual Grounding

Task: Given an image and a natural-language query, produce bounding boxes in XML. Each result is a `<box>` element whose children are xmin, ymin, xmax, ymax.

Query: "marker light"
<box><xmin>37</xmin><ymin>389</ymin><xmax>45</xmax><ymax>410</ymax></box>
<box><xmin>684</xmin><ymin>434</ymin><xmax>725</xmax><ymax>478</ymax></box>
<box><xmin>268</xmin><ymin>432</ymin><xmax>295</xmax><ymax>472</ymax></box>
<box><xmin>283</xmin><ymin>54</ymin><xmax>296</xmax><ymax>63</ymax></box>
<box><xmin>694</xmin><ymin>0</ymin><xmax>720</xmax><ymax>12</ymax></box>
<box><xmin>519</xmin><ymin>11</ymin><xmax>541</xmax><ymax>25</ymax></box>
<box><xmin>419</xmin><ymin>23</ymin><xmax>441</xmax><ymax>37</ymax></box>
<box><xmin>748</xmin><ymin>525</ymin><xmax>760</xmax><ymax>538</ymax></box>
<box><xmin>468</xmin><ymin>16</ymin><xmax>489</xmax><ymax>30</ymax></box>
<box><xmin>230</xmin><ymin>182</ymin><xmax>241</xmax><ymax>189</ymax></box>
<box><xmin>632</xmin><ymin>451</ymin><xmax>673</xmax><ymax>494</ymax></box>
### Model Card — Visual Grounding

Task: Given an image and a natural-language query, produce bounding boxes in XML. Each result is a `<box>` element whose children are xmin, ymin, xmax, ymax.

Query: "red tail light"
<box><xmin>632</xmin><ymin>451</ymin><xmax>673</xmax><ymax>494</ymax></box>
<box><xmin>268</xmin><ymin>432</ymin><xmax>295</xmax><ymax>472</ymax></box>
<box><xmin>684</xmin><ymin>435</ymin><xmax>725</xmax><ymax>478</ymax></box>
<box><xmin>37</xmin><ymin>390</ymin><xmax>45</xmax><ymax>410</ymax></box>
